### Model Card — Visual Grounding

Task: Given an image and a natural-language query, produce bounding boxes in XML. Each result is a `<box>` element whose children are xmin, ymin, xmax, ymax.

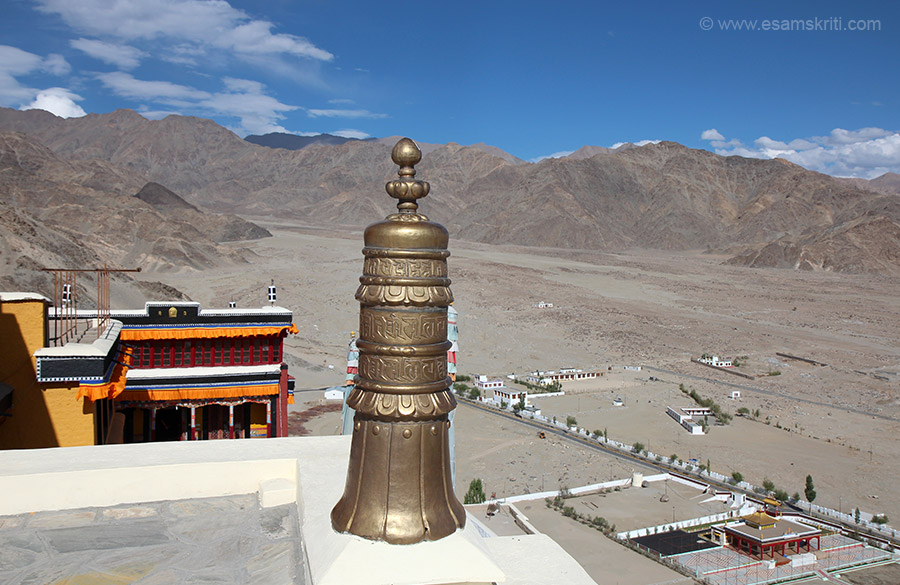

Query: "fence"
<box><xmin>462</xmin><ymin>393</ymin><xmax>899</xmax><ymax>547</ymax></box>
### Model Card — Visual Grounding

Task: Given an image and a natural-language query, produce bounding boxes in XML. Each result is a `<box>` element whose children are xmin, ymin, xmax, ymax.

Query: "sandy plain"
<box><xmin>138</xmin><ymin>219</ymin><xmax>900</xmax><ymax>525</ymax></box>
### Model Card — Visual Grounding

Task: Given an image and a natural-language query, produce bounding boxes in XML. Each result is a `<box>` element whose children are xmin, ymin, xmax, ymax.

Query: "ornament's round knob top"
<box><xmin>385</xmin><ymin>137</ymin><xmax>430</xmax><ymax>213</ymax></box>
<box><xmin>392</xmin><ymin>138</ymin><xmax>422</xmax><ymax>170</ymax></box>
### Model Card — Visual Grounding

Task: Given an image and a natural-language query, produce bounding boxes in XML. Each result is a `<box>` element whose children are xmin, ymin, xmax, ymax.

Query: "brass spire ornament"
<box><xmin>331</xmin><ymin>138</ymin><xmax>466</xmax><ymax>544</ymax></box>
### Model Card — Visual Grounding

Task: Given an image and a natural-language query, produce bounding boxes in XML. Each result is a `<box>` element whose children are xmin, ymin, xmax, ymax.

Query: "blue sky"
<box><xmin>1</xmin><ymin>0</ymin><xmax>898</xmax><ymax>177</ymax></box>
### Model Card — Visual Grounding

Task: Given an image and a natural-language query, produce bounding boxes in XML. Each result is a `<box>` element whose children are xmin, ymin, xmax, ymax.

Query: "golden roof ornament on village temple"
<box><xmin>331</xmin><ymin>137</ymin><xmax>466</xmax><ymax>544</ymax></box>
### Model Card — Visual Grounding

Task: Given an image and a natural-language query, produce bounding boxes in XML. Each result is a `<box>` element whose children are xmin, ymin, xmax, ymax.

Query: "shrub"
<box><xmin>632</xmin><ymin>442</ymin><xmax>645</xmax><ymax>454</ymax></box>
<box><xmin>464</xmin><ymin>478</ymin><xmax>486</xmax><ymax>504</ymax></box>
<box><xmin>763</xmin><ymin>479</ymin><xmax>775</xmax><ymax>492</ymax></box>
<box><xmin>805</xmin><ymin>475</ymin><xmax>816</xmax><ymax>503</ymax></box>
<box><xmin>872</xmin><ymin>514</ymin><xmax>889</xmax><ymax>525</ymax></box>
<box><xmin>566</xmin><ymin>415</ymin><xmax>577</xmax><ymax>427</ymax></box>
<box><xmin>731</xmin><ymin>471</ymin><xmax>744</xmax><ymax>484</ymax></box>
<box><xmin>774</xmin><ymin>489</ymin><xmax>789</xmax><ymax>502</ymax></box>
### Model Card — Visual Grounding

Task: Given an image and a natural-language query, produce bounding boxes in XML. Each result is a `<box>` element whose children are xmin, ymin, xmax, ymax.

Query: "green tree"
<box><xmin>731</xmin><ymin>471</ymin><xmax>743</xmax><ymax>484</ymax></box>
<box><xmin>763</xmin><ymin>479</ymin><xmax>775</xmax><ymax>492</ymax></box>
<box><xmin>464</xmin><ymin>478</ymin><xmax>486</xmax><ymax>504</ymax></box>
<box><xmin>632</xmin><ymin>441</ymin><xmax>645</xmax><ymax>454</ymax></box>
<box><xmin>805</xmin><ymin>475</ymin><xmax>816</xmax><ymax>503</ymax></box>
<box><xmin>566</xmin><ymin>415</ymin><xmax>577</xmax><ymax>428</ymax></box>
<box><xmin>854</xmin><ymin>508</ymin><xmax>861</xmax><ymax>523</ymax></box>
<box><xmin>872</xmin><ymin>514</ymin><xmax>889</xmax><ymax>525</ymax></box>
<box><xmin>774</xmin><ymin>489</ymin><xmax>789</xmax><ymax>502</ymax></box>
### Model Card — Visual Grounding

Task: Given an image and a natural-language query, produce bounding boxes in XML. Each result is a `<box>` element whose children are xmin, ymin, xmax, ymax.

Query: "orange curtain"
<box><xmin>120</xmin><ymin>383</ymin><xmax>280</xmax><ymax>402</ymax></box>
<box><xmin>77</xmin><ymin>349</ymin><xmax>132</xmax><ymax>402</ymax></box>
<box><xmin>119</xmin><ymin>323</ymin><xmax>298</xmax><ymax>341</ymax></box>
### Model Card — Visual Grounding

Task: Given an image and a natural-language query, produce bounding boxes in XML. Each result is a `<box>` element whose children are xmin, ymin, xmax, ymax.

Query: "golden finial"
<box><xmin>385</xmin><ymin>137</ymin><xmax>430</xmax><ymax>213</ymax></box>
<box><xmin>332</xmin><ymin>137</ymin><xmax>463</xmax><ymax>544</ymax></box>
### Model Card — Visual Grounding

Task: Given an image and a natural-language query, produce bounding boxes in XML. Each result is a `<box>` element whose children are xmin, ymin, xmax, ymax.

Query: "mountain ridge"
<box><xmin>1</xmin><ymin>107</ymin><xmax>898</xmax><ymax>276</ymax></box>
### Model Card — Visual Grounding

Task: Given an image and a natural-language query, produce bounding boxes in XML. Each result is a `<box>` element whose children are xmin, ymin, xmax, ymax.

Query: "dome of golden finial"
<box><xmin>391</xmin><ymin>137</ymin><xmax>422</xmax><ymax>170</ymax></box>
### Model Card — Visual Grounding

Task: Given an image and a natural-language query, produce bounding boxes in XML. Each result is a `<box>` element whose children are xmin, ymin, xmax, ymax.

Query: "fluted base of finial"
<box><xmin>331</xmin><ymin>416</ymin><xmax>465</xmax><ymax>544</ymax></box>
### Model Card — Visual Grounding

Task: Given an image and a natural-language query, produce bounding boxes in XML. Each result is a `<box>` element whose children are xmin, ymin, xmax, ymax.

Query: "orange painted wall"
<box><xmin>0</xmin><ymin>298</ymin><xmax>94</xmax><ymax>449</ymax></box>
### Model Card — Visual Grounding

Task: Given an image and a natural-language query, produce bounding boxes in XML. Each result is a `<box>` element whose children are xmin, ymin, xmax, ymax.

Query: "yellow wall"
<box><xmin>0</xmin><ymin>298</ymin><xmax>94</xmax><ymax>449</ymax></box>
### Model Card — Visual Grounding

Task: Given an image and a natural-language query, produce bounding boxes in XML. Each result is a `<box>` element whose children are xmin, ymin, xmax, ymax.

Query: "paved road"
<box><xmin>644</xmin><ymin>366</ymin><xmax>899</xmax><ymax>423</ymax></box>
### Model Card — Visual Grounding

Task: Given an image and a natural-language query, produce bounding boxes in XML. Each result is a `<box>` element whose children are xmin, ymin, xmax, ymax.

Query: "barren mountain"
<box><xmin>1</xmin><ymin>107</ymin><xmax>898</xmax><ymax>275</ymax></box>
<box><xmin>244</xmin><ymin>132</ymin><xmax>371</xmax><ymax>150</ymax></box>
<box><xmin>0</xmin><ymin>131</ymin><xmax>269</xmax><ymax>299</ymax></box>
<box><xmin>133</xmin><ymin>182</ymin><xmax>271</xmax><ymax>242</ymax></box>
<box><xmin>869</xmin><ymin>172</ymin><xmax>900</xmax><ymax>195</ymax></box>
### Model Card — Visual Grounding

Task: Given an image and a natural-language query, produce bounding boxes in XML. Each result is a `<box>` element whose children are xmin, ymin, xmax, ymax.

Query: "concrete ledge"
<box><xmin>0</xmin><ymin>437</ymin><xmax>325</xmax><ymax>515</ymax></box>
<box><xmin>260</xmin><ymin>477</ymin><xmax>297</xmax><ymax>508</ymax></box>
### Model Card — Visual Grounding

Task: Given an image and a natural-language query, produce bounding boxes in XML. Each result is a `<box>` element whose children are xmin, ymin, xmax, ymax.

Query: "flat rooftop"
<box><xmin>0</xmin><ymin>436</ymin><xmax>598</xmax><ymax>585</ymax></box>
<box><xmin>0</xmin><ymin>495</ymin><xmax>303</xmax><ymax>585</ymax></box>
<box><xmin>724</xmin><ymin>516</ymin><xmax>819</xmax><ymax>543</ymax></box>
<box><xmin>633</xmin><ymin>528</ymin><xmax>719</xmax><ymax>557</ymax></box>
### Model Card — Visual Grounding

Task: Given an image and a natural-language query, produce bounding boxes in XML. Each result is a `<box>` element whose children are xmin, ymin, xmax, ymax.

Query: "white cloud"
<box><xmin>701</xmin><ymin>128</ymin><xmax>725</xmax><ymax>141</ymax></box>
<box><xmin>136</xmin><ymin>107</ymin><xmax>182</xmax><ymax>120</ymax></box>
<box><xmin>0</xmin><ymin>45</ymin><xmax>44</xmax><ymax>76</ymax></box>
<box><xmin>97</xmin><ymin>71</ymin><xmax>211</xmax><ymax>101</ymax></box>
<box><xmin>705</xmin><ymin>127</ymin><xmax>900</xmax><ymax>179</ymax></box>
<box><xmin>216</xmin><ymin>20</ymin><xmax>332</xmax><ymax>60</ymax></box>
<box><xmin>824</xmin><ymin>127</ymin><xmax>892</xmax><ymax>145</ymax></box>
<box><xmin>36</xmin><ymin>0</ymin><xmax>333</xmax><ymax>62</ymax></box>
<box><xmin>94</xmin><ymin>72</ymin><xmax>299</xmax><ymax>136</ymax></box>
<box><xmin>529</xmin><ymin>150</ymin><xmax>574</xmax><ymax>163</ymax></box>
<box><xmin>307</xmin><ymin>108</ymin><xmax>387</xmax><ymax>119</ymax></box>
<box><xmin>200</xmin><ymin>77</ymin><xmax>299</xmax><ymax>136</ymax></box>
<box><xmin>331</xmin><ymin>129</ymin><xmax>370</xmax><ymax>139</ymax></box>
<box><xmin>42</xmin><ymin>54</ymin><xmax>71</xmax><ymax>75</ymax></box>
<box><xmin>0</xmin><ymin>45</ymin><xmax>72</xmax><ymax>105</ymax></box>
<box><xmin>71</xmin><ymin>38</ymin><xmax>146</xmax><ymax>69</ymax></box>
<box><xmin>611</xmin><ymin>139</ymin><xmax>661</xmax><ymax>148</ymax></box>
<box><xmin>328</xmin><ymin>98</ymin><xmax>354</xmax><ymax>104</ymax></box>
<box><xmin>19</xmin><ymin>87</ymin><xmax>86</xmax><ymax>118</ymax></box>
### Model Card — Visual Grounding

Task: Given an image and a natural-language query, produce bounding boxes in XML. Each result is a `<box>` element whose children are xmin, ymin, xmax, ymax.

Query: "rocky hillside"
<box><xmin>1</xmin><ymin>107</ymin><xmax>898</xmax><ymax>276</ymax></box>
<box><xmin>244</xmin><ymin>132</ymin><xmax>370</xmax><ymax>150</ymax></box>
<box><xmin>0</xmin><ymin>131</ymin><xmax>269</xmax><ymax>299</ymax></box>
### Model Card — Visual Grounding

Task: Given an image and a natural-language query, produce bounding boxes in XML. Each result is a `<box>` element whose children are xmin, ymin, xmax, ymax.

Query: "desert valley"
<box><xmin>2</xmin><ymin>107</ymin><xmax>899</xmax><ymax>584</ymax></box>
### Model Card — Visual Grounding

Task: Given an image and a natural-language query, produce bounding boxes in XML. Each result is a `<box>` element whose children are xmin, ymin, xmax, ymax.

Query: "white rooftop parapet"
<box><xmin>0</xmin><ymin>435</ymin><xmax>598</xmax><ymax>585</ymax></box>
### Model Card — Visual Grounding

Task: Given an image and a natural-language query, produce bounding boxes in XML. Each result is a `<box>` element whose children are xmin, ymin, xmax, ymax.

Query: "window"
<box><xmin>253</xmin><ymin>338</ymin><xmax>261</xmax><ymax>364</ymax></box>
<box><xmin>162</xmin><ymin>343</ymin><xmax>171</xmax><ymax>367</ymax></box>
<box><xmin>138</xmin><ymin>345</ymin><xmax>150</xmax><ymax>368</ymax></box>
<box><xmin>202</xmin><ymin>340</ymin><xmax>211</xmax><ymax>366</ymax></box>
